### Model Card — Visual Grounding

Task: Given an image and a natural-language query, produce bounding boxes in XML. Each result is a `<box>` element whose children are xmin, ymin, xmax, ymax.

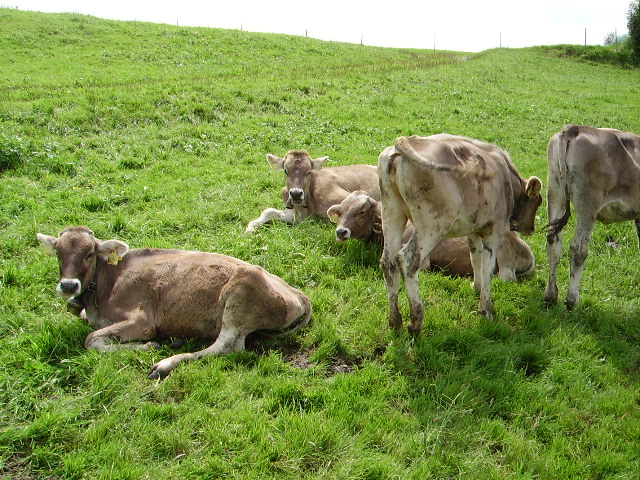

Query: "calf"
<box><xmin>37</xmin><ymin>226</ymin><xmax>311</xmax><ymax>379</ymax></box>
<box><xmin>246</xmin><ymin>150</ymin><xmax>380</xmax><ymax>232</ymax></box>
<box><xmin>327</xmin><ymin>190</ymin><xmax>535</xmax><ymax>280</ymax></box>
<box><xmin>545</xmin><ymin>125</ymin><xmax>640</xmax><ymax>309</ymax></box>
<box><xmin>378</xmin><ymin>134</ymin><xmax>542</xmax><ymax>333</ymax></box>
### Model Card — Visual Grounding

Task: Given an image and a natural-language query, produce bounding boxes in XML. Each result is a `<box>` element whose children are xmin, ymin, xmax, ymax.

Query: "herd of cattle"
<box><xmin>37</xmin><ymin>125</ymin><xmax>640</xmax><ymax>378</ymax></box>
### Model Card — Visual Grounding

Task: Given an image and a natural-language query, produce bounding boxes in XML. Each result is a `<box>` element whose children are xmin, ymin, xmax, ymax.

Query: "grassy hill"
<box><xmin>1</xmin><ymin>8</ymin><xmax>639</xmax><ymax>479</ymax></box>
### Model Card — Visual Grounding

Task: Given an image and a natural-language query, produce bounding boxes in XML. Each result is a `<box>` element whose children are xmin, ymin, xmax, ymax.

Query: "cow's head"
<box><xmin>37</xmin><ymin>226</ymin><xmax>129</xmax><ymax>298</ymax></box>
<box><xmin>327</xmin><ymin>191</ymin><xmax>382</xmax><ymax>242</ymax></box>
<box><xmin>267</xmin><ymin>150</ymin><xmax>329</xmax><ymax>208</ymax></box>
<box><xmin>510</xmin><ymin>176</ymin><xmax>543</xmax><ymax>236</ymax></box>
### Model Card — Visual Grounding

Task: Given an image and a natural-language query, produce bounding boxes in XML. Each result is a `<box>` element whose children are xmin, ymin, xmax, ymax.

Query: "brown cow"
<box><xmin>37</xmin><ymin>226</ymin><xmax>311</xmax><ymax>379</ymax></box>
<box><xmin>378</xmin><ymin>134</ymin><xmax>542</xmax><ymax>333</ymax></box>
<box><xmin>327</xmin><ymin>190</ymin><xmax>535</xmax><ymax>280</ymax></box>
<box><xmin>545</xmin><ymin>125</ymin><xmax>640</xmax><ymax>309</ymax></box>
<box><xmin>246</xmin><ymin>150</ymin><xmax>380</xmax><ymax>232</ymax></box>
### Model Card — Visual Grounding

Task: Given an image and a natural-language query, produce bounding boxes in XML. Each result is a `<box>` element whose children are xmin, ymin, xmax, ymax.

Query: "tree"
<box><xmin>604</xmin><ymin>32</ymin><xmax>617</xmax><ymax>45</ymax></box>
<box><xmin>628</xmin><ymin>0</ymin><xmax>640</xmax><ymax>59</ymax></box>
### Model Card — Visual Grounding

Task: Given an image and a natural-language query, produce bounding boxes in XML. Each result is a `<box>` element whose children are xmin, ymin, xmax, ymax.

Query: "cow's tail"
<box><xmin>394</xmin><ymin>136</ymin><xmax>475</xmax><ymax>175</ymax></box>
<box><xmin>544</xmin><ymin>126</ymin><xmax>574</xmax><ymax>237</ymax></box>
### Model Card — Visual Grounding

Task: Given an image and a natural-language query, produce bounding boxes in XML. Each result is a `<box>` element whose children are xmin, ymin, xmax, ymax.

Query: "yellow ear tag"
<box><xmin>107</xmin><ymin>251</ymin><xmax>120</xmax><ymax>265</ymax></box>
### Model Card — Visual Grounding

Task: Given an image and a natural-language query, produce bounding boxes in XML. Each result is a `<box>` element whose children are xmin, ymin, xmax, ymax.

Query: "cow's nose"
<box><xmin>58</xmin><ymin>278</ymin><xmax>81</xmax><ymax>296</ymax></box>
<box><xmin>336</xmin><ymin>227</ymin><xmax>351</xmax><ymax>241</ymax></box>
<box><xmin>289</xmin><ymin>188</ymin><xmax>304</xmax><ymax>203</ymax></box>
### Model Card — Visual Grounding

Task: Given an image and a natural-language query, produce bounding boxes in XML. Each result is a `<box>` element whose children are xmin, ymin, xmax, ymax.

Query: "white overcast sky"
<box><xmin>3</xmin><ymin>1</ymin><xmax>633</xmax><ymax>52</ymax></box>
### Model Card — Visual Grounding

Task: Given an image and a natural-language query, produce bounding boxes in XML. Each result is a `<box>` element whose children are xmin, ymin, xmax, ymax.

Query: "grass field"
<box><xmin>1</xmin><ymin>8</ymin><xmax>640</xmax><ymax>480</ymax></box>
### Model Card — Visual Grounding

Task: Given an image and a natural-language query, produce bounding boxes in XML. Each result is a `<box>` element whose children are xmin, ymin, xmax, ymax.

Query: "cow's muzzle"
<box><xmin>288</xmin><ymin>188</ymin><xmax>305</xmax><ymax>205</ymax></box>
<box><xmin>57</xmin><ymin>278</ymin><xmax>81</xmax><ymax>297</ymax></box>
<box><xmin>335</xmin><ymin>226</ymin><xmax>351</xmax><ymax>242</ymax></box>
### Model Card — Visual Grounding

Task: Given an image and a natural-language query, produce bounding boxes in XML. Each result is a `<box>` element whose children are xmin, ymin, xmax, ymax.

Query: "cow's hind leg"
<box><xmin>398</xmin><ymin>230</ymin><xmax>441</xmax><ymax>334</ymax></box>
<box><xmin>566</xmin><ymin>214</ymin><xmax>596</xmax><ymax>309</ymax></box>
<box><xmin>635</xmin><ymin>219</ymin><xmax>640</xmax><ymax>248</ymax></box>
<box><xmin>544</xmin><ymin>177</ymin><xmax>569</xmax><ymax>306</ymax></box>
<box><xmin>148</xmin><ymin>270</ymin><xmax>308</xmax><ymax>379</ymax></box>
<box><xmin>148</xmin><ymin>315</ymin><xmax>253</xmax><ymax>380</ymax></box>
<box><xmin>380</xmin><ymin>210</ymin><xmax>406</xmax><ymax>330</ymax></box>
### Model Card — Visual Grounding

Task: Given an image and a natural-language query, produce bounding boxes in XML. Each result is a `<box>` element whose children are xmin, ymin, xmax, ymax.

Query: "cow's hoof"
<box><xmin>565</xmin><ymin>299</ymin><xmax>577</xmax><ymax>311</ymax></box>
<box><xmin>543</xmin><ymin>296</ymin><xmax>558</xmax><ymax>308</ymax></box>
<box><xmin>479</xmin><ymin>309</ymin><xmax>494</xmax><ymax>320</ymax></box>
<box><xmin>389</xmin><ymin>318</ymin><xmax>403</xmax><ymax>330</ymax></box>
<box><xmin>407</xmin><ymin>324</ymin><xmax>422</xmax><ymax>336</ymax></box>
<box><xmin>142</xmin><ymin>342</ymin><xmax>161</xmax><ymax>350</ymax></box>
<box><xmin>148</xmin><ymin>364</ymin><xmax>171</xmax><ymax>380</ymax></box>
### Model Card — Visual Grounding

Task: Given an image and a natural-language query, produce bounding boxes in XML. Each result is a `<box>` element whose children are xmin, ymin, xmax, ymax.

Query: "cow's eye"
<box><xmin>283</xmin><ymin>169</ymin><xmax>288</xmax><ymax>176</ymax></box>
<box><xmin>304</xmin><ymin>172</ymin><xmax>310</xmax><ymax>177</ymax></box>
<box><xmin>85</xmin><ymin>252</ymin><xmax>94</xmax><ymax>261</ymax></box>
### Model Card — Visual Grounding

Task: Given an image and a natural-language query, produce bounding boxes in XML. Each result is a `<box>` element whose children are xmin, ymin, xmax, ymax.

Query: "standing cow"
<box><xmin>378</xmin><ymin>134</ymin><xmax>542</xmax><ymax>333</ymax></box>
<box><xmin>545</xmin><ymin>125</ymin><xmax>640</xmax><ymax>309</ymax></box>
<box><xmin>327</xmin><ymin>190</ymin><xmax>536</xmax><ymax>280</ymax></box>
<box><xmin>37</xmin><ymin>226</ymin><xmax>311</xmax><ymax>379</ymax></box>
<box><xmin>246</xmin><ymin>150</ymin><xmax>380</xmax><ymax>232</ymax></box>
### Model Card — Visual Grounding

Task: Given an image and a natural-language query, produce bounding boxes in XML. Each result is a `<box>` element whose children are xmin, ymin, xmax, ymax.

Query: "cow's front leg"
<box><xmin>246</xmin><ymin>207</ymin><xmax>295</xmax><ymax>233</ymax></box>
<box><xmin>84</xmin><ymin>312</ymin><xmax>158</xmax><ymax>351</ymax></box>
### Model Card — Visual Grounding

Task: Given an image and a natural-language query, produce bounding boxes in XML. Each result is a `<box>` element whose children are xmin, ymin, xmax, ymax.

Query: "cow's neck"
<box><xmin>77</xmin><ymin>256</ymin><xmax>118</xmax><ymax>317</ymax></box>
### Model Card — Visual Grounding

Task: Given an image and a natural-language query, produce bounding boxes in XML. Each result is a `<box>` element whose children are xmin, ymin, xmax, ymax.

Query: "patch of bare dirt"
<box><xmin>245</xmin><ymin>332</ymin><xmax>359</xmax><ymax>375</ymax></box>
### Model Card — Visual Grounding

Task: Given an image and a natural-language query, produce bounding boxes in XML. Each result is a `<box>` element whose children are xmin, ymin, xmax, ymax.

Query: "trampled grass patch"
<box><xmin>1</xmin><ymin>8</ymin><xmax>639</xmax><ymax>480</ymax></box>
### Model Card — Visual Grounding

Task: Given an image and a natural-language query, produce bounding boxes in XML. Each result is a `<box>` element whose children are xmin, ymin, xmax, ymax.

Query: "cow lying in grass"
<box><xmin>37</xmin><ymin>226</ymin><xmax>311</xmax><ymax>379</ymax></box>
<box><xmin>327</xmin><ymin>190</ymin><xmax>535</xmax><ymax>280</ymax></box>
<box><xmin>246</xmin><ymin>149</ymin><xmax>380</xmax><ymax>232</ymax></box>
<box><xmin>378</xmin><ymin>134</ymin><xmax>542</xmax><ymax>333</ymax></box>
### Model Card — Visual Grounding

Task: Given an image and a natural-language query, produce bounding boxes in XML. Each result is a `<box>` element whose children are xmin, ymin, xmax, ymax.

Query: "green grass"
<box><xmin>1</xmin><ymin>8</ymin><xmax>640</xmax><ymax>480</ymax></box>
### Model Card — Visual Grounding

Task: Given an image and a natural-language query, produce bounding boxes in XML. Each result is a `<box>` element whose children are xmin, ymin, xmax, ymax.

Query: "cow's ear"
<box><xmin>372</xmin><ymin>198</ymin><xmax>382</xmax><ymax>216</ymax></box>
<box><xmin>311</xmin><ymin>156</ymin><xmax>329</xmax><ymax>170</ymax></box>
<box><xmin>525</xmin><ymin>176</ymin><xmax>542</xmax><ymax>197</ymax></box>
<box><xmin>327</xmin><ymin>205</ymin><xmax>341</xmax><ymax>223</ymax></box>
<box><xmin>266</xmin><ymin>154</ymin><xmax>284</xmax><ymax>171</ymax></box>
<box><xmin>37</xmin><ymin>233</ymin><xmax>58</xmax><ymax>255</ymax></box>
<box><xmin>97</xmin><ymin>240</ymin><xmax>129</xmax><ymax>258</ymax></box>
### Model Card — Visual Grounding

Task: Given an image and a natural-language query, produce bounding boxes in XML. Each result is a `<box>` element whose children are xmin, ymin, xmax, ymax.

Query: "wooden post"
<box><xmin>584</xmin><ymin>28</ymin><xmax>587</xmax><ymax>46</ymax></box>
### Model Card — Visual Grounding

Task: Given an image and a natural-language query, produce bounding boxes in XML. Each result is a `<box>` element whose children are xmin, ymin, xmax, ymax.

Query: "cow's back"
<box><xmin>563</xmin><ymin>126</ymin><xmax>640</xmax><ymax>221</ymax></box>
<box><xmin>310</xmin><ymin>164</ymin><xmax>380</xmax><ymax>217</ymax></box>
<box><xmin>100</xmin><ymin>250</ymin><xmax>253</xmax><ymax>339</ymax></box>
<box><xmin>381</xmin><ymin>137</ymin><xmax>516</xmax><ymax>237</ymax></box>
